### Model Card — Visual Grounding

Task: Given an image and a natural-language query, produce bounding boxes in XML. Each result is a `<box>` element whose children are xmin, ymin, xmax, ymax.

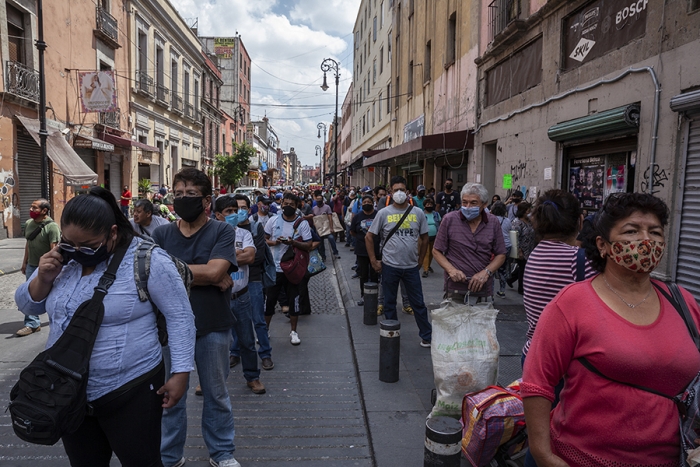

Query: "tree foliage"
<box><xmin>213</xmin><ymin>142</ymin><xmax>256</xmax><ymax>188</ymax></box>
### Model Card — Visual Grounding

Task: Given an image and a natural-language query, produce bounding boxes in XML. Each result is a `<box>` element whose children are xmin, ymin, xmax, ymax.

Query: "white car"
<box><xmin>233</xmin><ymin>186</ymin><xmax>261</xmax><ymax>200</ymax></box>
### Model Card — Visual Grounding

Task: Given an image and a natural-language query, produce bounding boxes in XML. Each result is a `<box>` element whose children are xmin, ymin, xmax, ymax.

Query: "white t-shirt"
<box><xmin>231</xmin><ymin>227</ymin><xmax>256</xmax><ymax>294</ymax></box>
<box><xmin>264</xmin><ymin>214</ymin><xmax>312</xmax><ymax>273</ymax></box>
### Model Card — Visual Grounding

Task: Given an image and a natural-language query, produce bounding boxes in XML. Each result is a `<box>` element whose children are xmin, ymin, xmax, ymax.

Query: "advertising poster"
<box><xmin>569</xmin><ymin>156</ymin><xmax>605</xmax><ymax>210</ymax></box>
<box><xmin>79</xmin><ymin>71</ymin><xmax>118</xmax><ymax>113</ymax></box>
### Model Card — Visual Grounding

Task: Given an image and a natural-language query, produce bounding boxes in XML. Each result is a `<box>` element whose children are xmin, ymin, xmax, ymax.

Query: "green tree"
<box><xmin>213</xmin><ymin>142</ymin><xmax>256</xmax><ymax>189</ymax></box>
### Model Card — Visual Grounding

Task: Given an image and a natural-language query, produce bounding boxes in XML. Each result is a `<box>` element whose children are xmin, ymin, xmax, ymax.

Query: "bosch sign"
<box><xmin>616</xmin><ymin>0</ymin><xmax>648</xmax><ymax>24</ymax></box>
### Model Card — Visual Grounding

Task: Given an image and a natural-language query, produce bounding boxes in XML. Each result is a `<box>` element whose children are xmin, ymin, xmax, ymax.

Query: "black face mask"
<box><xmin>362</xmin><ymin>204</ymin><xmax>373</xmax><ymax>213</ymax></box>
<box><xmin>64</xmin><ymin>244</ymin><xmax>111</xmax><ymax>267</ymax></box>
<box><xmin>317</xmin><ymin>199</ymin><xmax>324</xmax><ymax>206</ymax></box>
<box><xmin>282</xmin><ymin>206</ymin><xmax>297</xmax><ymax>217</ymax></box>
<box><xmin>425</xmin><ymin>206</ymin><xmax>435</xmax><ymax>212</ymax></box>
<box><xmin>445</xmin><ymin>184</ymin><xmax>453</xmax><ymax>190</ymax></box>
<box><xmin>173</xmin><ymin>196</ymin><xmax>205</xmax><ymax>223</ymax></box>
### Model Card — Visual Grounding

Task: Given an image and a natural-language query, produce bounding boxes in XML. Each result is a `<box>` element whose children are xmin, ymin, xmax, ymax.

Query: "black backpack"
<box><xmin>8</xmin><ymin>244</ymin><xmax>128</xmax><ymax>445</ymax></box>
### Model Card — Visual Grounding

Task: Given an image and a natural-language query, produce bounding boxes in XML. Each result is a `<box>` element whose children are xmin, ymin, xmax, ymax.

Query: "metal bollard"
<box><xmin>379</xmin><ymin>320</ymin><xmax>400</xmax><ymax>383</ymax></box>
<box><xmin>363</xmin><ymin>282</ymin><xmax>378</xmax><ymax>325</ymax></box>
<box><xmin>424</xmin><ymin>416</ymin><xmax>462</xmax><ymax>467</ymax></box>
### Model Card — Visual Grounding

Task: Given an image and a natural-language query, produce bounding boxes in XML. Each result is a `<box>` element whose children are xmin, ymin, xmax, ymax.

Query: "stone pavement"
<box><xmin>0</xmin><ymin>238</ymin><xmax>25</xmax><ymax>276</ymax></box>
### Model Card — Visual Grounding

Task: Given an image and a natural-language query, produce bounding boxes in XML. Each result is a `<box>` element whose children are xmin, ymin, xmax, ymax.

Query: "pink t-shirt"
<box><xmin>522</xmin><ymin>278</ymin><xmax>700</xmax><ymax>467</ymax></box>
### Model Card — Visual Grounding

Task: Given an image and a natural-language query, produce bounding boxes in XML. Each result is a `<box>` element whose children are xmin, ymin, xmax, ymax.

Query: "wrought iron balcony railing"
<box><xmin>5</xmin><ymin>60</ymin><xmax>39</xmax><ymax>103</ymax></box>
<box><xmin>99</xmin><ymin>109</ymin><xmax>120</xmax><ymax>128</ymax></box>
<box><xmin>171</xmin><ymin>93</ymin><xmax>183</xmax><ymax>113</ymax></box>
<box><xmin>135</xmin><ymin>70</ymin><xmax>154</xmax><ymax>96</ymax></box>
<box><xmin>156</xmin><ymin>85</ymin><xmax>169</xmax><ymax>106</ymax></box>
<box><xmin>488</xmin><ymin>0</ymin><xmax>521</xmax><ymax>42</ymax></box>
<box><xmin>95</xmin><ymin>6</ymin><xmax>119</xmax><ymax>46</ymax></box>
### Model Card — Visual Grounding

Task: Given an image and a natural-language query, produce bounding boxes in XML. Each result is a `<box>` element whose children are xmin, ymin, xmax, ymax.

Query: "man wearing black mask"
<box><xmin>151</xmin><ymin>168</ymin><xmax>240</xmax><ymax>467</ymax></box>
<box><xmin>436</xmin><ymin>178</ymin><xmax>458</xmax><ymax>217</ymax></box>
<box><xmin>350</xmin><ymin>195</ymin><xmax>380</xmax><ymax>307</ymax></box>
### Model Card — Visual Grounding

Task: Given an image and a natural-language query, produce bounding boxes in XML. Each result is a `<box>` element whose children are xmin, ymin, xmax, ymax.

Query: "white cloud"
<box><xmin>169</xmin><ymin>0</ymin><xmax>360</xmax><ymax>168</ymax></box>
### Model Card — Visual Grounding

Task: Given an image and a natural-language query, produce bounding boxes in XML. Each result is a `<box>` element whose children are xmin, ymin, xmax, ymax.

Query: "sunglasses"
<box><xmin>58</xmin><ymin>237</ymin><xmax>106</xmax><ymax>255</ymax></box>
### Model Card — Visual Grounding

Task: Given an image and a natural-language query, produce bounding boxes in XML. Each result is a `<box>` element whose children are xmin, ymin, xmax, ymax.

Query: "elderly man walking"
<box><xmin>432</xmin><ymin>183</ymin><xmax>506</xmax><ymax>302</ymax></box>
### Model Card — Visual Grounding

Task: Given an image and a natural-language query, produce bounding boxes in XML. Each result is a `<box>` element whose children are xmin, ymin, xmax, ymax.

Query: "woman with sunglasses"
<box><xmin>522</xmin><ymin>193</ymin><xmax>700</xmax><ymax>467</ymax></box>
<box><xmin>15</xmin><ymin>187</ymin><xmax>195</xmax><ymax>467</ymax></box>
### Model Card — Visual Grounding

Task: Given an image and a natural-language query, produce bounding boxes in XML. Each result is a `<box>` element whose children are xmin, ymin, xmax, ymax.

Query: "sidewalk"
<box><xmin>0</xmin><ymin>237</ymin><xmax>25</xmax><ymax>275</ymax></box>
<box><xmin>332</xmin><ymin>242</ymin><xmax>528</xmax><ymax>467</ymax></box>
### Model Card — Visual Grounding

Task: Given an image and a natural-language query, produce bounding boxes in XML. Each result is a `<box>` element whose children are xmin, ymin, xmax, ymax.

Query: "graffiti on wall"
<box><xmin>640</xmin><ymin>164</ymin><xmax>668</xmax><ymax>195</ymax></box>
<box><xmin>0</xmin><ymin>169</ymin><xmax>17</xmax><ymax>228</ymax></box>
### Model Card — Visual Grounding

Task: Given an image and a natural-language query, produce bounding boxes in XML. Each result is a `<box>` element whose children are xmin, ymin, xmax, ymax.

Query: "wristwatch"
<box><xmin>484</xmin><ymin>268</ymin><xmax>493</xmax><ymax>277</ymax></box>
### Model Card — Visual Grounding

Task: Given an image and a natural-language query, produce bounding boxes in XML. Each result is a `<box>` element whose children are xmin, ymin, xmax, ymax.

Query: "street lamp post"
<box><xmin>317</xmin><ymin>122</ymin><xmax>327</xmax><ymax>186</ymax></box>
<box><xmin>320</xmin><ymin>58</ymin><xmax>340</xmax><ymax>187</ymax></box>
<box><xmin>315</xmin><ymin>144</ymin><xmax>323</xmax><ymax>184</ymax></box>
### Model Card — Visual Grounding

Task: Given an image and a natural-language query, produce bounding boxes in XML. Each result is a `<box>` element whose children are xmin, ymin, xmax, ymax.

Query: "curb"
<box><xmin>0</xmin><ymin>266</ymin><xmax>22</xmax><ymax>276</ymax></box>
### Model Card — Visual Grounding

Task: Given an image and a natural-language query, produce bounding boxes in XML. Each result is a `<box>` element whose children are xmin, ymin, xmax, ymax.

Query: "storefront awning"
<box><xmin>74</xmin><ymin>135</ymin><xmax>114</xmax><ymax>152</ymax></box>
<box><xmin>17</xmin><ymin>116</ymin><xmax>98</xmax><ymax>186</ymax></box>
<box><xmin>101</xmin><ymin>133</ymin><xmax>160</xmax><ymax>152</ymax></box>
<box><xmin>363</xmin><ymin>130</ymin><xmax>473</xmax><ymax>168</ymax></box>
<box><xmin>547</xmin><ymin>104</ymin><xmax>640</xmax><ymax>143</ymax></box>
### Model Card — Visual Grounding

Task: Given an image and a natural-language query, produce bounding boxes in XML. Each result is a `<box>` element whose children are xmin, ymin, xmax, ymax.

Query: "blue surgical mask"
<box><xmin>238</xmin><ymin>209</ymin><xmax>248</xmax><ymax>224</ymax></box>
<box><xmin>224</xmin><ymin>213</ymin><xmax>240</xmax><ymax>227</ymax></box>
<box><xmin>461</xmin><ymin>206</ymin><xmax>481</xmax><ymax>221</ymax></box>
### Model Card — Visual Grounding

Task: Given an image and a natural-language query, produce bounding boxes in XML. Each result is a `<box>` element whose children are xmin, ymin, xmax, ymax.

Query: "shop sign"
<box><xmin>78</xmin><ymin>71</ymin><xmax>118</xmax><ymax>113</ymax></box>
<box><xmin>403</xmin><ymin>115</ymin><xmax>425</xmax><ymax>143</ymax></box>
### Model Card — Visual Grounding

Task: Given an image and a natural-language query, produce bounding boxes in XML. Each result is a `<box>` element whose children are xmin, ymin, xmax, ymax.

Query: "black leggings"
<box><xmin>62</xmin><ymin>365</ymin><xmax>165</xmax><ymax>467</ymax></box>
<box><xmin>357</xmin><ymin>255</ymin><xmax>378</xmax><ymax>297</ymax></box>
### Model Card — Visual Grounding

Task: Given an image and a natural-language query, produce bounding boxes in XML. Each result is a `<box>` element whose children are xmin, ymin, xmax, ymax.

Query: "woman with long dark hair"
<box><xmin>15</xmin><ymin>187</ymin><xmax>195</xmax><ymax>467</ymax></box>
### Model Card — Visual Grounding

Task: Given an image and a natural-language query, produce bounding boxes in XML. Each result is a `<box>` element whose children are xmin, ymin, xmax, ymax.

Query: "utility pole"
<box><xmin>36</xmin><ymin>0</ymin><xmax>49</xmax><ymax>200</ymax></box>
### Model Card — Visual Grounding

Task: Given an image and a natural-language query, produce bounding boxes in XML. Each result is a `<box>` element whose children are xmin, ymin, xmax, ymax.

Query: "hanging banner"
<box><xmin>79</xmin><ymin>71</ymin><xmax>118</xmax><ymax>113</ymax></box>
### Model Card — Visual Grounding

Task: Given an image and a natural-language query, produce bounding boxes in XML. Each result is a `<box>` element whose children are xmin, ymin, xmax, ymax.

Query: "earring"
<box><xmin>600</xmin><ymin>251</ymin><xmax>606</xmax><ymax>258</ymax></box>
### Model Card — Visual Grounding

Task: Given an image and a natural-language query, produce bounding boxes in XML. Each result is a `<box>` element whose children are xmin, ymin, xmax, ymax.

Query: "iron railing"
<box><xmin>99</xmin><ymin>109</ymin><xmax>120</xmax><ymax>128</ymax></box>
<box><xmin>156</xmin><ymin>85</ymin><xmax>169</xmax><ymax>105</ymax></box>
<box><xmin>171</xmin><ymin>93</ymin><xmax>183</xmax><ymax>113</ymax></box>
<box><xmin>184</xmin><ymin>102</ymin><xmax>193</xmax><ymax>119</ymax></box>
<box><xmin>135</xmin><ymin>70</ymin><xmax>154</xmax><ymax>96</ymax></box>
<box><xmin>95</xmin><ymin>6</ymin><xmax>118</xmax><ymax>45</ymax></box>
<box><xmin>5</xmin><ymin>60</ymin><xmax>39</xmax><ymax>103</ymax></box>
<box><xmin>488</xmin><ymin>0</ymin><xmax>521</xmax><ymax>42</ymax></box>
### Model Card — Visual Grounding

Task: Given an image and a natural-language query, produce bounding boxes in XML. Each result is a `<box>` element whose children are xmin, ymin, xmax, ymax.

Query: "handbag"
<box><xmin>280</xmin><ymin>218</ymin><xmax>310</xmax><ymax>285</ymax></box>
<box><xmin>8</xmin><ymin>243</ymin><xmax>129</xmax><ymax>445</ymax></box>
<box><xmin>307</xmin><ymin>249</ymin><xmax>326</xmax><ymax>277</ymax></box>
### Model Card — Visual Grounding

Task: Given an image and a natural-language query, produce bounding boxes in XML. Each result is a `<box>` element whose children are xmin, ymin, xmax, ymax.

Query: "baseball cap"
<box><xmin>417</xmin><ymin>185</ymin><xmax>426</xmax><ymax>192</ymax></box>
<box><xmin>275</xmin><ymin>193</ymin><xmax>283</xmax><ymax>199</ymax></box>
<box><xmin>362</xmin><ymin>186</ymin><xmax>372</xmax><ymax>193</ymax></box>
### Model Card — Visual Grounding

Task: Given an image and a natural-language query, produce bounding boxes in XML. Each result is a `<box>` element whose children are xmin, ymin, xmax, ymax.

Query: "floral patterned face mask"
<box><xmin>607</xmin><ymin>239</ymin><xmax>665</xmax><ymax>273</ymax></box>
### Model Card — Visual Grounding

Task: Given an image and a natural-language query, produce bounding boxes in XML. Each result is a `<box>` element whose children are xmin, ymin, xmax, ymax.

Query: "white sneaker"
<box><xmin>290</xmin><ymin>330</ymin><xmax>301</xmax><ymax>345</ymax></box>
<box><xmin>209</xmin><ymin>458</ymin><xmax>241</xmax><ymax>467</ymax></box>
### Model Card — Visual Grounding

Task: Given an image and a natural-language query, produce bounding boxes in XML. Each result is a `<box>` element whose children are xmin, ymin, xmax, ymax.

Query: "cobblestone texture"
<box><xmin>0</xmin><ymin>272</ymin><xmax>24</xmax><ymax>310</ymax></box>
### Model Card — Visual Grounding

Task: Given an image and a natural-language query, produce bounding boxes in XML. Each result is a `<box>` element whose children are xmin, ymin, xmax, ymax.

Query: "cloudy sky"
<box><xmin>170</xmin><ymin>0</ymin><xmax>360</xmax><ymax>167</ymax></box>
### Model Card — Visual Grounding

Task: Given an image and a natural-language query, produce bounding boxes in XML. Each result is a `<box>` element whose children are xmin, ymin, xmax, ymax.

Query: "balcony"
<box><xmin>488</xmin><ymin>0</ymin><xmax>521</xmax><ymax>42</ymax></box>
<box><xmin>171</xmin><ymin>93</ymin><xmax>183</xmax><ymax>114</ymax></box>
<box><xmin>94</xmin><ymin>6</ymin><xmax>120</xmax><ymax>49</ymax></box>
<box><xmin>184</xmin><ymin>102</ymin><xmax>193</xmax><ymax>119</ymax></box>
<box><xmin>156</xmin><ymin>85</ymin><xmax>169</xmax><ymax>107</ymax></box>
<box><xmin>4</xmin><ymin>61</ymin><xmax>39</xmax><ymax>103</ymax></box>
<box><xmin>135</xmin><ymin>71</ymin><xmax>154</xmax><ymax>97</ymax></box>
<box><xmin>99</xmin><ymin>109</ymin><xmax>120</xmax><ymax>128</ymax></box>
<box><xmin>194</xmin><ymin>108</ymin><xmax>202</xmax><ymax>123</ymax></box>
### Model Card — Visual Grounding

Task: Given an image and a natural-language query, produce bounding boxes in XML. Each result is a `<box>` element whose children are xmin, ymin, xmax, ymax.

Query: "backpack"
<box><xmin>250</xmin><ymin>218</ymin><xmax>277</xmax><ymax>289</ymax></box>
<box><xmin>460</xmin><ymin>379</ymin><xmax>528</xmax><ymax>467</ymax></box>
<box><xmin>8</xmin><ymin>244</ymin><xmax>128</xmax><ymax>445</ymax></box>
<box><xmin>134</xmin><ymin>239</ymin><xmax>193</xmax><ymax>346</ymax></box>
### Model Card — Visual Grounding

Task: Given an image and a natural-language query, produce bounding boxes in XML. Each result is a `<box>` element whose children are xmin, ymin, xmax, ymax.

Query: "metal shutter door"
<box><xmin>110</xmin><ymin>156</ymin><xmax>121</xmax><ymax>200</ymax></box>
<box><xmin>16</xmin><ymin>129</ymin><xmax>43</xmax><ymax>227</ymax></box>
<box><xmin>677</xmin><ymin>111</ymin><xmax>700</xmax><ymax>301</ymax></box>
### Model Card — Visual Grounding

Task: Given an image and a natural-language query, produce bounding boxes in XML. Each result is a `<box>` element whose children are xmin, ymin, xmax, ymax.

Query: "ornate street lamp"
<box><xmin>315</xmin><ymin>144</ymin><xmax>323</xmax><ymax>183</ymax></box>
<box><xmin>320</xmin><ymin>58</ymin><xmax>340</xmax><ymax>187</ymax></box>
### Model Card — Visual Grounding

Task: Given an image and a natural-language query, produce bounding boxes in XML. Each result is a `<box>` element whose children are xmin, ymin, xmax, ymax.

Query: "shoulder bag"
<box><xmin>8</xmin><ymin>243</ymin><xmax>129</xmax><ymax>445</ymax></box>
<box><xmin>280</xmin><ymin>217</ymin><xmax>310</xmax><ymax>285</ymax></box>
<box><xmin>27</xmin><ymin>220</ymin><xmax>54</xmax><ymax>241</ymax></box>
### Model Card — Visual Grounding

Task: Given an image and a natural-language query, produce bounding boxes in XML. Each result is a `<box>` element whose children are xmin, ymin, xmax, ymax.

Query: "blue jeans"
<box><xmin>229</xmin><ymin>291</ymin><xmax>261</xmax><ymax>382</ymax></box>
<box><xmin>24</xmin><ymin>264</ymin><xmax>40</xmax><ymax>328</ymax></box>
<box><xmin>377</xmin><ymin>274</ymin><xmax>409</xmax><ymax>307</ymax></box>
<box><xmin>381</xmin><ymin>264</ymin><xmax>432</xmax><ymax>342</ymax></box>
<box><xmin>120</xmin><ymin>204</ymin><xmax>129</xmax><ymax>218</ymax></box>
<box><xmin>317</xmin><ymin>234</ymin><xmax>339</xmax><ymax>260</ymax></box>
<box><xmin>161</xmin><ymin>330</ymin><xmax>236</xmax><ymax>466</ymax></box>
<box><xmin>249</xmin><ymin>281</ymin><xmax>272</xmax><ymax>359</ymax></box>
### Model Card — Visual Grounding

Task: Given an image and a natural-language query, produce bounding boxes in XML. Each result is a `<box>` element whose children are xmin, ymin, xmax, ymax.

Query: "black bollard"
<box><xmin>363</xmin><ymin>282</ymin><xmax>378</xmax><ymax>325</ymax></box>
<box><xmin>424</xmin><ymin>416</ymin><xmax>463</xmax><ymax>467</ymax></box>
<box><xmin>379</xmin><ymin>320</ymin><xmax>400</xmax><ymax>383</ymax></box>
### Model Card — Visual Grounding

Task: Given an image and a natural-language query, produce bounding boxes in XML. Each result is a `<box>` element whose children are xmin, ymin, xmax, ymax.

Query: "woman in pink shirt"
<box><xmin>522</xmin><ymin>193</ymin><xmax>700</xmax><ymax>467</ymax></box>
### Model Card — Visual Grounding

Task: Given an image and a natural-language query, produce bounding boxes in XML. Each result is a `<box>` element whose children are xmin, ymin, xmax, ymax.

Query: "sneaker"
<box><xmin>357</xmin><ymin>299</ymin><xmax>364</xmax><ymax>306</ymax></box>
<box><xmin>422</xmin><ymin>270</ymin><xmax>429</xmax><ymax>278</ymax></box>
<box><xmin>351</xmin><ymin>273</ymin><xmax>359</xmax><ymax>279</ymax></box>
<box><xmin>496</xmin><ymin>291</ymin><xmax>506</xmax><ymax>298</ymax></box>
<box><xmin>229</xmin><ymin>356</ymin><xmax>240</xmax><ymax>368</ymax></box>
<box><xmin>290</xmin><ymin>331</ymin><xmax>301</xmax><ymax>345</ymax></box>
<box><xmin>428</xmin><ymin>267</ymin><xmax>434</xmax><ymax>273</ymax></box>
<box><xmin>261</xmin><ymin>358</ymin><xmax>275</xmax><ymax>370</ymax></box>
<box><xmin>420</xmin><ymin>340</ymin><xmax>431</xmax><ymax>348</ymax></box>
<box><xmin>16</xmin><ymin>326</ymin><xmax>40</xmax><ymax>337</ymax></box>
<box><xmin>209</xmin><ymin>458</ymin><xmax>241</xmax><ymax>467</ymax></box>
<box><xmin>195</xmin><ymin>384</ymin><xmax>202</xmax><ymax>396</ymax></box>
<box><xmin>403</xmin><ymin>306</ymin><xmax>415</xmax><ymax>315</ymax></box>
<box><xmin>247</xmin><ymin>379</ymin><xmax>266</xmax><ymax>394</ymax></box>
<box><xmin>377</xmin><ymin>305</ymin><xmax>384</xmax><ymax>316</ymax></box>
<box><xmin>170</xmin><ymin>458</ymin><xmax>186</xmax><ymax>467</ymax></box>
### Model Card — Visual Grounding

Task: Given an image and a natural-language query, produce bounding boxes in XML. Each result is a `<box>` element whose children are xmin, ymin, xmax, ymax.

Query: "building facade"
<box><xmin>200</xmin><ymin>50</ymin><xmax>223</xmax><ymax>181</ymax></box>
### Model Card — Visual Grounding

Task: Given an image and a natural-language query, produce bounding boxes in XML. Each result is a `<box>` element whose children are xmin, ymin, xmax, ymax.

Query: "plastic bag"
<box><xmin>429</xmin><ymin>299</ymin><xmax>500</xmax><ymax>419</ymax></box>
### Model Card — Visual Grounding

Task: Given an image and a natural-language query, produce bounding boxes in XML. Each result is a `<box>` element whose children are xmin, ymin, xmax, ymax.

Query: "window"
<box><xmin>381</xmin><ymin>1</ymin><xmax>385</xmax><ymax>26</ymax></box>
<box><xmin>372</xmin><ymin>102</ymin><xmax>376</xmax><ymax>127</ymax></box>
<box><xmin>171</xmin><ymin>60</ymin><xmax>178</xmax><ymax>93</ymax></box>
<box><xmin>378</xmin><ymin>92</ymin><xmax>382</xmax><ymax>118</ymax></box>
<box><xmin>388</xmin><ymin>33</ymin><xmax>392</xmax><ymax>62</ymax></box>
<box><xmin>355</xmin><ymin>31</ymin><xmax>360</xmax><ymax>50</ymax></box>
<box><xmin>184</xmin><ymin>70</ymin><xmax>190</xmax><ymax>105</ymax></box>
<box><xmin>138</xmin><ymin>30</ymin><xmax>148</xmax><ymax>74</ymax></box>
<box><xmin>409</xmin><ymin>0</ymin><xmax>414</xmax><ymax>17</ymax></box>
<box><xmin>395</xmin><ymin>77</ymin><xmax>400</xmax><ymax>109</ymax></box>
<box><xmin>387</xmin><ymin>83</ymin><xmax>391</xmax><ymax>114</ymax></box>
<box><xmin>194</xmin><ymin>78</ymin><xmax>199</xmax><ymax>112</ymax></box>
<box><xmin>395</xmin><ymin>4</ymin><xmax>401</xmax><ymax>36</ymax></box>
<box><xmin>446</xmin><ymin>12</ymin><xmax>457</xmax><ymax>65</ymax></box>
<box><xmin>424</xmin><ymin>40</ymin><xmax>431</xmax><ymax>82</ymax></box>
<box><xmin>373</xmin><ymin>16</ymin><xmax>377</xmax><ymax>42</ymax></box>
<box><xmin>7</xmin><ymin>4</ymin><xmax>25</xmax><ymax>65</ymax></box>
<box><xmin>373</xmin><ymin>59</ymin><xmax>377</xmax><ymax>84</ymax></box>
<box><xmin>380</xmin><ymin>47</ymin><xmax>384</xmax><ymax>74</ymax></box>
<box><xmin>692</xmin><ymin>0</ymin><xmax>700</xmax><ymax>11</ymax></box>
<box><xmin>407</xmin><ymin>61</ymin><xmax>413</xmax><ymax>96</ymax></box>
<box><xmin>485</xmin><ymin>36</ymin><xmax>543</xmax><ymax>106</ymax></box>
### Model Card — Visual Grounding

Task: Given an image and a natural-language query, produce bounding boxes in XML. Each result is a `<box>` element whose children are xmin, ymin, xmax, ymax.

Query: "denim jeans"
<box><xmin>317</xmin><ymin>234</ymin><xmax>339</xmax><ymax>260</ymax></box>
<box><xmin>248</xmin><ymin>281</ymin><xmax>272</xmax><ymax>359</ymax></box>
<box><xmin>120</xmin><ymin>204</ymin><xmax>129</xmax><ymax>218</ymax></box>
<box><xmin>161</xmin><ymin>330</ymin><xmax>236</xmax><ymax>466</ymax></box>
<box><xmin>23</xmin><ymin>264</ymin><xmax>40</xmax><ymax>328</ymax></box>
<box><xmin>345</xmin><ymin>225</ymin><xmax>355</xmax><ymax>246</ymax></box>
<box><xmin>381</xmin><ymin>264</ymin><xmax>432</xmax><ymax>342</ymax></box>
<box><xmin>377</xmin><ymin>274</ymin><xmax>409</xmax><ymax>307</ymax></box>
<box><xmin>229</xmin><ymin>291</ymin><xmax>261</xmax><ymax>382</ymax></box>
